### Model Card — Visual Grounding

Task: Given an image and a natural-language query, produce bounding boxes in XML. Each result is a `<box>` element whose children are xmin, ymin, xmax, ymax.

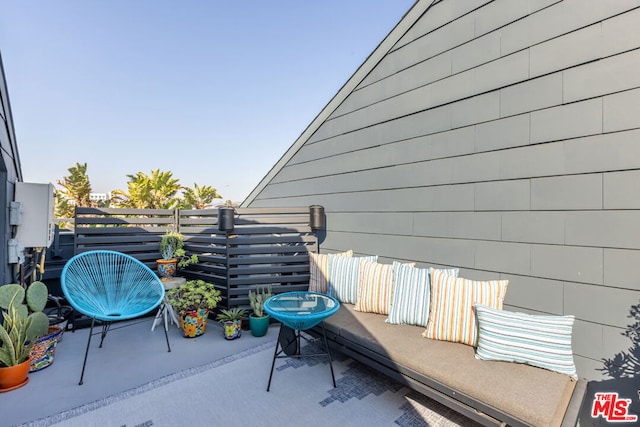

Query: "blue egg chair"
<box><xmin>61</xmin><ymin>250</ymin><xmax>171</xmax><ymax>385</ymax></box>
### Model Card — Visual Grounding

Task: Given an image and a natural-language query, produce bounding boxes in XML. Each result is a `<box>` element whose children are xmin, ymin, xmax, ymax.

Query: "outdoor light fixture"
<box><xmin>218</xmin><ymin>207</ymin><xmax>235</xmax><ymax>232</ymax></box>
<box><xmin>309</xmin><ymin>205</ymin><xmax>325</xmax><ymax>230</ymax></box>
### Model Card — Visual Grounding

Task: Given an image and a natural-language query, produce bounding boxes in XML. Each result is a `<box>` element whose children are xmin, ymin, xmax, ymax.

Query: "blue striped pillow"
<box><xmin>474</xmin><ymin>304</ymin><xmax>577</xmax><ymax>379</ymax></box>
<box><xmin>327</xmin><ymin>255</ymin><xmax>378</xmax><ymax>304</ymax></box>
<box><xmin>386</xmin><ymin>264</ymin><xmax>459</xmax><ymax>326</ymax></box>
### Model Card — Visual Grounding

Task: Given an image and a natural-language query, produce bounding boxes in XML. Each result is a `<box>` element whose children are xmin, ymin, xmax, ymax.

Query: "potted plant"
<box><xmin>0</xmin><ymin>281</ymin><xmax>49</xmax><ymax>391</ymax></box>
<box><xmin>216</xmin><ymin>307</ymin><xmax>247</xmax><ymax>340</ymax></box>
<box><xmin>248</xmin><ymin>285</ymin><xmax>272</xmax><ymax>337</ymax></box>
<box><xmin>165</xmin><ymin>280</ymin><xmax>221</xmax><ymax>338</ymax></box>
<box><xmin>157</xmin><ymin>231</ymin><xmax>199</xmax><ymax>281</ymax></box>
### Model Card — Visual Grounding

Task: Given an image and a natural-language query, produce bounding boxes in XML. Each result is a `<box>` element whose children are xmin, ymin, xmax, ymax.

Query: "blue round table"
<box><xmin>264</xmin><ymin>291</ymin><xmax>340</xmax><ymax>391</ymax></box>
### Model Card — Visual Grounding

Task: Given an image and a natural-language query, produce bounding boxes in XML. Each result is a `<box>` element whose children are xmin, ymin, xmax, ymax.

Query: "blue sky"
<box><xmin>0</xmin><ymin>1</ymin><xmax>415</xmax><ymax>203</ymax></box>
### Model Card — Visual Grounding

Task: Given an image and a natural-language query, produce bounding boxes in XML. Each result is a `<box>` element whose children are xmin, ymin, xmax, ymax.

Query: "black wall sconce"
<box><xmin>309</xmin><ymin>205</ymin><xmax>325</xmax><ymax>230</ymax></box>
<box><xmin>218</xmin><ymin>207</ymin><xmax>235</xmax><ymax>232</ymax></box>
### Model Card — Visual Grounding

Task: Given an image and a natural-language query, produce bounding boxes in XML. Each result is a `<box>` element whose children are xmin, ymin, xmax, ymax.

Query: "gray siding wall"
<box><xmin>0</xmin><ymin>52</ymin><xmax>23</xmax><ymax>285</ymax></box>
<box><xmin>248</xmin><ymin>0</ymin><xmax>640</xmax><ymax>381</ymax></box>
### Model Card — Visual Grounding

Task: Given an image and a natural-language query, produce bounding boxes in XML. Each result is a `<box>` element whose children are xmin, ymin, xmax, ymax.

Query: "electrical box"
<box><xmin>14</xmin><ymin>182</ymin><xmax>55</xmax><ymax>248</ymax></box>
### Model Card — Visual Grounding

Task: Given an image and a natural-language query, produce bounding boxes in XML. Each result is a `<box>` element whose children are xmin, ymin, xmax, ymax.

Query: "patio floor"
<box><xmin>4</xmin><ymin>315</ymin><xmax>276</xmax><ymax>426</ymax></box>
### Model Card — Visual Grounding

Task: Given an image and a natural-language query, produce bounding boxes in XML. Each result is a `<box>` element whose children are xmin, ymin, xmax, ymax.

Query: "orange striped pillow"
<box><xmin>423</xmin><ymin>269</ymin><xmax>508</xmax><ymax>346</ymax></box>
<box><xmin>355</xmin><ymin>260</ymin><xmax>414</xmax><ymax>314</ymax></box>
<box><xmin>309</xmin><ymin>250</ymin><xmax>353</xmax><ymax>293</ymax></box>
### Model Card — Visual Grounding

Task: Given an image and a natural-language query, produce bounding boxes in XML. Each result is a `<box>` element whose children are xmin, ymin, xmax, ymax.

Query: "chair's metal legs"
<box><xmin>98</xmin><ymin>321</ymin><xmax>111</xmax><ymax>348</ymax></box>
<box><xmin>79</xmin><ymin>317</ymin><xmax>96</xmax><ymax>385</ymax></box>
<box><xmin>158</xmin><ymin>304</ymin><xmax>172</xmax><ymax>352</ymax></box>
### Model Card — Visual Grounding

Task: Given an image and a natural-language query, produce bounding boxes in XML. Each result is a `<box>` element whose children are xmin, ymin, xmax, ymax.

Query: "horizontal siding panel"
<box><xmin>565</xmin><ymin>211</ymin><xmax>640</xmax><ymax>250</ymax></box>
<box><xmin>500</xmin><ymin>274</ymin><xmax>564</xmax><ymax>315</ymax></box>
<box><xmin>474</xmin><ymin>241</ymin><xmax>531</xmax><ymax>275</ymax></box>
<box><xmin>500</xmin><ymin>74</ymin><xmax>563</xmax><ymax>117</ymax></box>
<box><xmin>530</xmin><ymin>244</ymin><xmax>603</xmax><ymax>284</ymax></box>
<box><xmin>564</xmin><ymin>282</ymin><xmax>639</xmax><ymax>328</ymax></box>
<box><xmin>475</xmin><ymin>180</ymin><xmax>530</xmax><ymax>211</ymax></box>
<box><xmin>501</xmin><ymin>212</ymin><xmax>565</xmax><ymax>245</ymax></box>
<box><xmin>572</xmin><ymin>320</ymin><xmax>604</xmax><ymax>360</ymax></box>
<box><xmin>391</xmin><ymin>0</ymin><xmax>490</xmax><ymax>53</ymax></box>
<box><xmin>500</xmin><ymin>0</ymin><xmax>636</xmax><ymax>57</ymax></box>
<box><xmin>474</xmin><ymin>114</ymin><xmax>530</xmax><ymax>152</ymax></box>
<box><xmin>604</xmin><ymin>170</ymin><xmax>640</xmax><ymax>209</ymax></box>
<box><xmin>563</xmin><ymin>49</ymin><xmax>640</xmax><ymax>103</ymax></box>
<box><xmin>328</xmin><ymin>212</ymin><xmax>414</xmax><ymax>235</ymax></box>
<box><xmin>529</xmin><ymin>23</ymin><xmax>602</xmax><ymax>78</ymax></box>
<box><xmin>451</xmin><ymin>31</ymin><xmax>501</xmax><ymax>74</ymax></box>
<box><xmin>604</xmin><ymin>249</ymin><xmax>640</xmax><ymax>291</ymax></box>
<box><xmin>563</xmin><ymin>129</ymin><xmax>640</xmax><ymax>175</ymax></box>
<box><xmin>603</xmin><ymin>87</ymin><xmax>640</xmax><ymax>133</ymax></box>
<box><xmin>498</xmin><ymin>142</ymin><xmax>565</xmax><ymax>180</ymax></box>
<box><xmin>530</xmin><ymin>98</ymin><xmax>603</xmax><ymax>144</ymax></box>
<box><xmin>451</xmin><ymin>212</ymin><xmax>501</xmax><ymax>240</ymax></box>
<box><xmin>531</xmin><ymin>174</ymin><xmax>603</xmax><ymax>210</ymax></box>
<box><xmin>333</xmin><ymin>51</ymin><xmax>452</xmax><ymax>119</ymax></box>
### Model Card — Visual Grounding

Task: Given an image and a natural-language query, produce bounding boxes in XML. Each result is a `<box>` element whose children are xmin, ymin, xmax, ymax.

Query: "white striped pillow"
<box><xmin>386</xmin><ymin>264</ymin><xmax>459</xmax><ymax>326</ymax></box>
<box><xmin>308</xmin><ymin>250</ymin><xmax>353</xmax><ymax>293</ymax></box>
<box><xmin>327</xmin><ymin>255</ymin><xmax>378</xmax><ymax>304</ymax></box>
<box><xmin>424</xmin><ymin>270</ymin><xmax>508</xmax><ymax>346</ymax></box>
<box><xmin>474</xmin><ymin>304</ymin><xmax>578</xmax><ymax>379</ymax></box>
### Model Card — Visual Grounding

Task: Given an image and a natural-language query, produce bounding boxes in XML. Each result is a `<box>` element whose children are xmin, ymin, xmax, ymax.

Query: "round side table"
<box><xmin>264</xmin><ymin>291</ymin><xmax>340</xmax><ymax>391</ymax></box>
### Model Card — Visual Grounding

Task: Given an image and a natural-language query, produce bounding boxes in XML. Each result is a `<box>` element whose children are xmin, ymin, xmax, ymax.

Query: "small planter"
<box><xmin>157</xmin><ymin>259</ymin><xmax>177</xmax><ymax>281</ymax></box>
<box><xmin>0</xmin><ymin>359</ymin><xmax>31</xmax><ymax>392</ymax></box>
<box><xmin>178</xmin><ymin>309</ymin><xmax>209</xmax><ymax>337</ymax></box>
<box><xmin>249</xmin><ymin>314</ymin><xmax>270</xmax><ymax>337</ymax></box>
<box><xmin>222</xmin><ymin>320</ymin><xmax>242</xmax><ymax>340</ymax></box>
<box><xmin>29</xmin><ymin>326</ymin><xmax>64</xmax><ymax>372</ymax></box>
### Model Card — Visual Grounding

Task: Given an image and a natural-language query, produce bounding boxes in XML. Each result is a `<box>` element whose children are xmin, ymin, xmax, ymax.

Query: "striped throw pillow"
<box><xmin>475</xmin><ymin>304</ymin><xmax>578</xmax><ymax>379</ymax></box>
<box><xmin>327</xmin><ymin>255</ymin><xmax>378</xmax><ymax>304</ymax></box>
<box><xmin>354</xmin><ymin>261</ymin><xmax>414</xmax><ymax>315</ymax></box>
<box><xmin>308</xmin><ymin>250</ymin><xmax>353</xmax><ymax>293</ymax></box>
<box><xmin>386</xmin><ymin>264</ymin><xmax>459</xmax><ymax>327</ymax></box>
<box><xmin>423</xmin><ymin>270</ymin><xmax>508</xmax><ymax>346</ymax></box>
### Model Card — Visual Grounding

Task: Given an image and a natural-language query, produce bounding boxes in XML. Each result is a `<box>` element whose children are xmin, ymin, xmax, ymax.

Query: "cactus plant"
<box><xmin>248</xmin><ymin>285</ymin><xmax>272</xmax><ymax>318</ymax></box>
<box><xmin>0</xmin><ymin>281</ymin><xmax>50</xmax><ymax>367</ymax></box>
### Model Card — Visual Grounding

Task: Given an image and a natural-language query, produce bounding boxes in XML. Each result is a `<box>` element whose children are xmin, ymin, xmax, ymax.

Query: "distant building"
<box><xmin>89</xmin><ymin>193</ymin><xmax>110</xmax><ymax>202</ymax></box>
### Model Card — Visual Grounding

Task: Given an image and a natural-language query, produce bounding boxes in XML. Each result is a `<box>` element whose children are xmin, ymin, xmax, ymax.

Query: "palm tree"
<box><xmin>181</xmin><ymin>183</ymin><xmax>222</xmax><ymax>209</ymax></box>
<box><xmin>55</xmin><ymin>162</ymin><xmax>94</xmax><ymax>224</ymax></box>
<box><xmin>111</xmin><ymin>169</ymin><xmax>182</xmax><ymax>209</ymax></box>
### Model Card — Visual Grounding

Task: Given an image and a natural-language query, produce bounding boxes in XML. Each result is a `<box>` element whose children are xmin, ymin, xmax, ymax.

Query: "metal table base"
<box><xmin>266</xmin><ymin>322</ymin><xmax>336</xmax><ymax>391</ymax></box>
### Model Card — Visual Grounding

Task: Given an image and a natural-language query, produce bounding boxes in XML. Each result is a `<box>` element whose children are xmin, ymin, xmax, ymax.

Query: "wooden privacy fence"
<box><xmin>73</xmin><ymin>206</ymin><xmax>324</xmax><ymax>309</ymax></box>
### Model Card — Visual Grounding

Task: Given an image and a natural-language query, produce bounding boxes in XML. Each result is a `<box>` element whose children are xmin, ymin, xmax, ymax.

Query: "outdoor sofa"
<box><xmin>308</xmin><ymin>252</ymin><xmax>588</xmax><ymax>427</ymax></box>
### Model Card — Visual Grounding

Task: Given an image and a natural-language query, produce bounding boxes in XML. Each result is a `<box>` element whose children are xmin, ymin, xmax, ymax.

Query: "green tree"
<box><xmin>111</xmin><ymin>169</ymin><xmax>182</xmax><ymax>209</ymax></box>
<box><xmin>55</xmin><ymin>162</ymin><xmax>94</xmax><ymax>220</ymax></box>
<box><xmin>181</xmin><ymin>183</ymin><xmax>222</xmax><ymax>209</ymax></box>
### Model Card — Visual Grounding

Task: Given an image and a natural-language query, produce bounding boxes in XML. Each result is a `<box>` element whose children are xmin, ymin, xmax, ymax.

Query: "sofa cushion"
<box><xmin>387</xmin><ymin>265</ymin><xmax>459</xmax><ymax>327</ymax></box>
<box><xmin>324</xmin><ymin>304</ymin><xmax>577</xmax><ymax>427</ymax></box>
<box><xmin>309</xmin><ymin>250</ymin><xmax>353</xmax><ymax>293</ymax></box>
<box><xmin>424</xmin><ymin>270</ymin><xmax>508</xmax><ymax>346</ymax></box>
<box><xmin>327</xmin><ymin>255</ymin><xmax>378</xmax><ymax>304</ymax></box>
<box><xmin>474</xmin><ymin>304</ymin><xmax>578</xmax><ymax>379</ymax></box>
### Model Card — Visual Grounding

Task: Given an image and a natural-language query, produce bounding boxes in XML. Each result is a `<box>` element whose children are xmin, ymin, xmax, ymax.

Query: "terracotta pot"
<box><xmin>157</xmin><ymin>259</ymin><xmax>177</xmax><ymax>281</ymax></box>
<box><xmin>0</xmin><ymin>359</ymin><xmax>30</xmax><ymax>392</ymax></box>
